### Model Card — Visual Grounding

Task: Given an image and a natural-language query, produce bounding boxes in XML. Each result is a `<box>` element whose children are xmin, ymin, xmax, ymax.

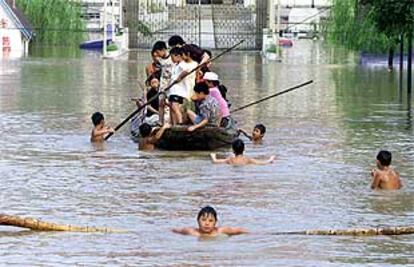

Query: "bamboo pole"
<box><xmin>271</xmin><ymin>226</ymin><xmax>414</xmax><ymax>236</ymax></box>
<box><xmin>0</xmin><ymin>214</ymin><xmax>126</xmax><ymax>233</ymax></box>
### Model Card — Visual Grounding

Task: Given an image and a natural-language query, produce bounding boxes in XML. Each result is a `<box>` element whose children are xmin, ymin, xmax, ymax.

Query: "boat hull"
<box><xmin>132</xmin><ymin>125</ymin><xmax>238</xmax><ymax>151</ymax></box>
<box><xmin>157</xmin><ymin>126</ymin><xmax>237</xmax><ymax>150</ymax></box>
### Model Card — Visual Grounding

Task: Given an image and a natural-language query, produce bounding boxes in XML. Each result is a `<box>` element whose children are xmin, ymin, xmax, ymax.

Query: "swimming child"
<box><xmin>138</xmin><ymin>122</ymin><xmax>171</xmax><ymax>151</ymax></box>
<box><xmin>172</xmin><ymin>206</ymin><xmax>248</xmax><ymax>237</ymax></box>
<box><xmin>238</xmin><ymin>124</ymin><xmax>266</xmax><ymax>144</ymax></box>
<box><xmin>371</xmin><ymin>150</ymin><xmax>402</xmax><ymax>190</ymax></box>
<box><xmin>90</xmin><ymin>112</ymin><xmax>114</xmax><ymax>142</ymax></box>
<box><xmin>210</xmin><ymin>139</ymin><xmax>275</xmax><ymax>165</ymax></box>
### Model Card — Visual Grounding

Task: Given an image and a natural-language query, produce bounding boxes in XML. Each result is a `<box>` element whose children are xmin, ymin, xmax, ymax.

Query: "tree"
<box><xmin>326</xmin><ymin>0</ymin><xmax>414</xmax><ymax>61</ymax></box>
<box><xmin>16</xmin><ymin>0</ymin><xmax>86</xmax><ymax>46</ymax></box>
<box><xmin>363</xmin><ymin>0</ymin><xmax>414</xmax><ymax>70</ymax></box>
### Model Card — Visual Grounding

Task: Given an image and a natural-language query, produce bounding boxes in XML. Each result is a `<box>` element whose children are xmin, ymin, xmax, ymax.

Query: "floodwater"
<box><xmin>0</xmin><ymin>41</ymin><xmax>413</xmax><ymax>266</ymax></box>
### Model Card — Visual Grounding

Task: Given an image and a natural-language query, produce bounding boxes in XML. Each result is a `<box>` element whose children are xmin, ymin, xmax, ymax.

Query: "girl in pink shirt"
<box><xmin>203</xmin><ymin>72</ymin><xmax>230</xmax><ymax>118</ymax></box>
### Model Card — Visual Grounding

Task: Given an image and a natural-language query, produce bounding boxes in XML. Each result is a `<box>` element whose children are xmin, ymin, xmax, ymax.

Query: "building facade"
<box><xmin>0</xmin><ymin>0</ymin><xmax>33</xmax><ymax>58</ymax></box>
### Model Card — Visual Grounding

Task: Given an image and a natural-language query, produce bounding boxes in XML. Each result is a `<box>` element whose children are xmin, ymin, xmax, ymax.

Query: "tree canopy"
<box><xmin>326</xmin><ymin>0</ymin><xmax>414</xmax><ymax>53</ymax></box>
<box><xmin>16</xmin><ymin>0</ymin><xmax>86</xmax><ymax>46</ymax></box>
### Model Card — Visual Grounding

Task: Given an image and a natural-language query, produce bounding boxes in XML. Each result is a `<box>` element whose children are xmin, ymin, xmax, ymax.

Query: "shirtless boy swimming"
<box><xmin>172</xmin><ymin>206</ymin><xmax>248</xmax><ymax>237</ymax></box>
<box><xmin>371</xmin><ymin>150</ymin><xmax>402</xmax><ymax>190</ymax></box>
<box><xmin>238</xmin><ymin>124</ymin><xmax>266</xmax><ymax>144</ymax></box>
<box><xmin>210</xmin><ymin>139</ymin><xmax>275</xmax><ymax>165</ymax></box>
<box><xmin>138</xmin><ymin>122</ymin><xmax>171</xmax><ymax>151</ymax></box>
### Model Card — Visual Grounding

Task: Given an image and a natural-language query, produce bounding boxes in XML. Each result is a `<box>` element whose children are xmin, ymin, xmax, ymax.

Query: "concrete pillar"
<box><xmin>255</xmin><ymin>0</ymin><xmax>267</xmax><ymax>49</ymax></box>
<box><xmin>268</xmin><ymin>0</ymin><xmax>275</xmax><ymax>32</ymax></box>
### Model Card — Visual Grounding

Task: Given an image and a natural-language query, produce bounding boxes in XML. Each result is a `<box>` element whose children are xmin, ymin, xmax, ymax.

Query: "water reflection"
<box><xmin>0</xmin><ymin>40</ymin><xmax>413</xmax><ymax>266</ymax></box>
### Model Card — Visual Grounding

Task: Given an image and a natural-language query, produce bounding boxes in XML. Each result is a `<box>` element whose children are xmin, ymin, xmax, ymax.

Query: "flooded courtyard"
<box><xmin>0</xmin><ymin>41</ymin><xmax>413</xmax><ymax>266</ymax></box>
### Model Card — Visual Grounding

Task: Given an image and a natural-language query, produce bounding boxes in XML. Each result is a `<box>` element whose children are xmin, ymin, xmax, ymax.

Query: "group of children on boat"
<box><xmin>89</xmin><ymin>35</ymin><xmax>403</xmax><ymax>238</ymax></box>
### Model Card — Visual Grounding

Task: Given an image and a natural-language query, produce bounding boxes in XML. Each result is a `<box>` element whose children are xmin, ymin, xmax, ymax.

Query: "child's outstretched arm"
<box><xmin>188</xmin><ymin>118</ymin><xmax>208</xmax><ymax>132</ymax></box>
<box><xmin>238</xmin><ymin>128</ymin><xmax>252</xmax><ymax>140</ymax></box>
<box><xmin>154</xmin><ymin>123</ymin><xmax>171</xmax><ymax>140</ymax></box>
<box><xmin>219</xmin><ymin>226</ymin><xmax>249</xmax><ymax>236</ymax></box>
<box><xmin>92</xmin><ymin>127</ymin><xmax>115</xmax><ymax>138</ymax></box>
<box><xmin>249</xmin><ymin>155</ymin><xmax>276</xmax><ymax>165</ymax></box>
<box><xmin>210</xmin><ymin>153</ymin><xmax>230</xmax><ymax>164</ymax></box>
<box><xmin>172</xmin><ymin>227</ymin><xmax>199</xmax><ymax>236</ymax></box>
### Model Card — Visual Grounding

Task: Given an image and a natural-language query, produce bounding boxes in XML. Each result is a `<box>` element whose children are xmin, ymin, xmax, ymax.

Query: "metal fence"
<box><xmin>124</xmin><ymin>0</ymin><xmax>267</xmax><ymax>50</ymax></box>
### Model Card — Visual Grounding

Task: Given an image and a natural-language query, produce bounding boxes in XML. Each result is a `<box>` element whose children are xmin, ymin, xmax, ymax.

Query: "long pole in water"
<box><xmin>230</xmin><ymin>80</ymin><xmax>314</xmax><ymax>113</ymax></box>
<box><xmin>269</xmin><ymin>226</ymin><xmax>414</xmax><ymax>236</ymax></box>
<box><xmin>105</xmin><ymin>40</ymin><xmax>245</xmax><ymax>140</ymax></box>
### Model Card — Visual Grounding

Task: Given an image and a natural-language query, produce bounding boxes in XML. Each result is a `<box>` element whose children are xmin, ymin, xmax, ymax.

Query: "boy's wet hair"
<box><xmin>152</xmin><ymin>41</ymin><xmax>167</xmax><ymax>52</ymax></box>
<box><xmin>254</xmin><ymin>124</ymin><xmax>266</xmax><ymax>135</ymax></box>
<box><xmin>197</xmin><ymin>206</ymin><xmax>217</xmax><ymax>221</ymax></box>
<box><xmin>91</xmin><ymin>112</ymin><xmax>104</xmax><ymax>126</ymax></box>
<box><xmin>170</xmin><ymin>46</ymin><xmax>184</xmax><ymax>56</ymax></box>
<box><xmin>168</xmin><ymin>35</ymin><xmax>185</xmax><ymax>47</ymax></box>
<box><xmin>377</xmin><ymin>150</ymin><xmax>392</xmax><ymax>166</ymax></box>
<box><xmin>232</xmin><ymin>139</ymin><xmax>245</xmax><ymax>155</ymax></box>
<box><xmin>193</xmin><ymin>82</ymin><xmax>210</xmax><ymax>95</ymax></box>
<box><xmin>139</xmin><ymin>123</ymin><xmax>152</xmax><ymax>137</ymax></box>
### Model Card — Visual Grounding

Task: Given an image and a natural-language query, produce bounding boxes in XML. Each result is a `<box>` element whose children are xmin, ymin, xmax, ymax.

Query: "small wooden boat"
<box><xmin>131</xmin><ymin>115</ymin><xmax>238</xmax><ymax>150</ymax></box>
<box><xmin>160</xmin><ymin>125</ymin><xmax>237</xmax><ymax>150</ymax></box>
<box><xmin>132</xmin><ymin>125</ymin><xmax>238</xmax><ymax>151</ymax></box>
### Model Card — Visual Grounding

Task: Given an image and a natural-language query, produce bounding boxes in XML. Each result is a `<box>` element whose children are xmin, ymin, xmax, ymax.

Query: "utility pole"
<box><xmin>268</xmin><ymin>0</ymin><xmax>275</xmax><ymax>38</ymax></box>
<box><xmin>119</xmin><ymin>0</ymin><xmax>123</xmax><ymax>29</ymax></box>
<box><xmin>111</xmin><ymin>0</ymin><xmax>115</xmax><ymax>37</ymax></box>
<box><xmin>276</xmin><ymin>0</ymin><xmax>281</xmax><ymax>56</ymax></box>
<box><xmin>103</xmin><ymin>0</ymin><xmax>108</xmax><ymax>56</ymax></box>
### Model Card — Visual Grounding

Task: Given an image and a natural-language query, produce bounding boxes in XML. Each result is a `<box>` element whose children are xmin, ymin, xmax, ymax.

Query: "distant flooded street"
<box><xmin>0</xmin><ymin>41</ymin><xmax>413</xmax><ymax>266</ymax></box>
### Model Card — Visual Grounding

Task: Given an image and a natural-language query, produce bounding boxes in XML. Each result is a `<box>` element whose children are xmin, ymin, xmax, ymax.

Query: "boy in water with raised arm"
<box><xmin>172</xmin><ymin>206</ymin><xmax>248</xmax><ymax>237</ymax></box>
<box><xmin>138</xmin><ymin>122</ymin><xmax>171</xmax><ymax>151</ymax></box>
<box><xmin>210</xmin><ymin>139</ymin><xmax>275</xmax><ymax>165</ymax></box>
<box><xmin>238</xmin><ymin>124</ymin><xmax>266</xmax><ymax>144</ymax></box>
<box><xmin>371</xmin><ymin>150</ymin><xmax>402</xmax><ymax>190</ymax></box>
<box><xmin>90</xmin><ymin>112</ymin><xmax>114</xmax><ymax>142</ymax></box>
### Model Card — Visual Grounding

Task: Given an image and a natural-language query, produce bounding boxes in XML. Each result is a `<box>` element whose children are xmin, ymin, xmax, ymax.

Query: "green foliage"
<box><xmin>129</xmin><ymin>21</ymin><xmax>152</xmax><ymax>37</ymax></box>
<box><xmin>16</xmin><ymin>0</ymin><xmax>86</xmax><ymax>46</ymax></box>
<box><xmin>365</xmin><ymin>0</ymin><xmax>414</xmax><ymax>37</ymax></box>
<box><xmin>266</xmin><ymin>44</ymin><xmax>277</xmax><ymax>53</ymax></box>
<box><xmin>325</xmin><ymin>0</ymin><xmax>414</xmax><ymax>53</ymax></box>
<box><xmin>150</xmin><ymin>3</ymin><xmax>165</xmax><ymax>13</ymax></box>
<box><xmin>106</xmin><ymin>43</ymin><xmax>118</xmax><ymax>52</ymax></box>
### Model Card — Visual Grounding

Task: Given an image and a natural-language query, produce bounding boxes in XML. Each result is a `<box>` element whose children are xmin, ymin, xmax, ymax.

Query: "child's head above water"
<box><xmin>232</xmin><ymin>139</ymin><xmax>245</xmax><ymax>156</ymax></box>
<box><xmin>139</xmin><ymin>123</ymin><xmax>152</xmax><ymax>137</ymax></box>
<box><xmin>91</xmin><ymin>112</ymin><xmax>104</xmax><ymax>126</ymax></box>
<box><xmin>197</xmin><ymin>206</ymin><xmax>218</xmax><ymax>234</ymax></box>
<box><xmin>253</xmin><ymin>124</ymin><xmax>266</xmax><ymax>139</ymax></box>
<box><xmin>376</xmin><ymin>150</ymin><xmax>392</xmax><ymax>167</ymax></box>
